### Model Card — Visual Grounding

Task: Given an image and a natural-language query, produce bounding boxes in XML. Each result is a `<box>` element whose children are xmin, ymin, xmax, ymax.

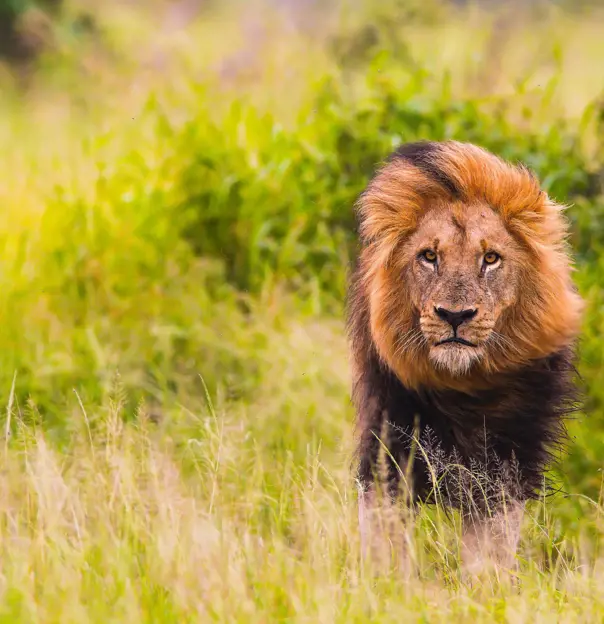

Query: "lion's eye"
<box><xmin>421</xmin><ymin>250</ymin><xmax>437</xmax><ymax>263</ymax></box>
<box><xmin>483</xmin><ymin>252</ymin><xmax>500</xmax><ymax>265</ymax></box>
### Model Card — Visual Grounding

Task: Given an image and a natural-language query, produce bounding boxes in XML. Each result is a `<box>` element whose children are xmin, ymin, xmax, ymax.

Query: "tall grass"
<box><xmin>2</xmin><ymin>337</ymin><xmax>604</xmax><ymax>622</ymax></box>
<box><xmin>0</xmin><ymin>0</ymin><xmax>603</xmax><ymax>619</ymax></box>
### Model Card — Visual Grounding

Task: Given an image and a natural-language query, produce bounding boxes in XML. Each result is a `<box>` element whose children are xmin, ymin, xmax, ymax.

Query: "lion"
<box><xmin>347</xmin><ymin>140</ymin><xmax>583</xmax><ymax>573</ymax></box>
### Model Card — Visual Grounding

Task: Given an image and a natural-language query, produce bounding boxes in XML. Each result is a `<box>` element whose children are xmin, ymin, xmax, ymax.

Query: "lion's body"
<box><xmin>347</xmin><ymin>142</ymin><xmax>583</xmax><ymax>566</ymax></box>
<box><xmin>350</xmin><ymin>298</ymin><xmax>576</xmax><ymax>507</ymax></box>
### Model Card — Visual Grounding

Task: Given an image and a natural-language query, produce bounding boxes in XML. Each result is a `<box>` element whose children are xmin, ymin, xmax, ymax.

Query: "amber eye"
<box><xmin>421</xmin><ymin>250</ymin><xmax>437</xmax><ymax>263</ymax></box>
<box><xmin>483</xmin><ymin>251</ymin><xmax>500</xmax><ymax>265</ymax></box>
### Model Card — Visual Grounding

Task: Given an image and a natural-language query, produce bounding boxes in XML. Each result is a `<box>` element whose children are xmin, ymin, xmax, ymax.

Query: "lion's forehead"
<box><xmin>411</xmin><ymin>203</ymin><xmax>516</xmax><ymax>257</ymax></box>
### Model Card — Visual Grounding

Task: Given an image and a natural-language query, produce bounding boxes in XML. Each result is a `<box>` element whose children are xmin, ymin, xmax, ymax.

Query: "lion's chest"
<box><xmin>385</xmin><ymin>381</ymin><xmax>562</xmax><ymax>505</ymax></box>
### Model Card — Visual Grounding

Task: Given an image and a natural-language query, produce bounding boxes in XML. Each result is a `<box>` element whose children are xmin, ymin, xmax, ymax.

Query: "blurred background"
<box><xmin>1</xmin><ymin>0</ymin><xmax>604</xmax><ymax>521</ymax></box>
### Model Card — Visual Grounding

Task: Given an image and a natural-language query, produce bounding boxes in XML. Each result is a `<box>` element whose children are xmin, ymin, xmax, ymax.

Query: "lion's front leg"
<box><xmin>461</xmin><ymin>500</ymin><xmax>524</xmax><ymax>577</ymax></box>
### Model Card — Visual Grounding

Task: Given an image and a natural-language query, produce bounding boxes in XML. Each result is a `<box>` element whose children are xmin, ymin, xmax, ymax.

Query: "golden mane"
<box><xmin>352</xmin><ymin>140</ymin><xmax>583</xmax><ymax>392</ymax></box>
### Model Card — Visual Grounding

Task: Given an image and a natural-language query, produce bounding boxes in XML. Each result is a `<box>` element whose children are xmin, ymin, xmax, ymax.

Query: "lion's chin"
<box><xmin>429</xmin><ymin>343</ymin><xmax>483</xmax><ymax>376</ymax></box>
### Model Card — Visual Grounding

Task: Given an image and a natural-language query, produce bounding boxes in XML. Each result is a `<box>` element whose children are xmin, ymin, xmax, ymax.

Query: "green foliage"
<box><xmin>159</xmin><ymin>68</ymin><xmax>604</xmax><ymax>302</ymax></box>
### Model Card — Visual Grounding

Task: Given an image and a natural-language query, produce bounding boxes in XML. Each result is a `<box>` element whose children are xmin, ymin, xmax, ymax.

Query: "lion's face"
<box><xmin>406</xmin><ymin>202</ymin><xmax>520</xmax><ymax>375</ymax></box>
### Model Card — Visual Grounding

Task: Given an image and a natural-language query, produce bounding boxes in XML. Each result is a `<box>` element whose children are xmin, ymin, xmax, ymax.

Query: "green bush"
<box><xmin>171</xmin><ymin>69</ymin><xmax>603</xmax><ymax>301</ymax></box>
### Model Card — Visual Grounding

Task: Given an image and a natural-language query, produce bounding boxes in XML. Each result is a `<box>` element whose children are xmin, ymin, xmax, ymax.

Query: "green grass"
<box><xmin>0</xmin><ymin>0</ymin><xmax>603</xmax><ymax>620</ymax></box>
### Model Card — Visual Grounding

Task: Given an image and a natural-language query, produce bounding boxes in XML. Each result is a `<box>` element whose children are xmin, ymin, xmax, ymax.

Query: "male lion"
<box><xmin>347</xmin><ymin>140</ymin><xmax>583</xmax><ymax>573</ymax></box>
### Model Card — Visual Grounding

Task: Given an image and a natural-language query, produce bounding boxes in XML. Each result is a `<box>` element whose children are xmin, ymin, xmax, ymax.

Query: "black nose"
<box><xmin>434</xmin><ymin>307</ymin><xmax>477</xmax><ymax>331</ymax></box>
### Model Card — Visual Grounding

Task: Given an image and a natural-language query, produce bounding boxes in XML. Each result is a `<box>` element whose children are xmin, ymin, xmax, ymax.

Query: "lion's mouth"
<box><xmin>435</xmin><ymin>337</ymin><xmax>478</xmax><ymax>348</ymax></box>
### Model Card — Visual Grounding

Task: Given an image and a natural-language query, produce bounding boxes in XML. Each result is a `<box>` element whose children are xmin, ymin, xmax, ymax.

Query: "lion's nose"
<box><xmin>434</xmin><ymin>307</ymin><xmax>478</xmax><ymax>331</ymax></box>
